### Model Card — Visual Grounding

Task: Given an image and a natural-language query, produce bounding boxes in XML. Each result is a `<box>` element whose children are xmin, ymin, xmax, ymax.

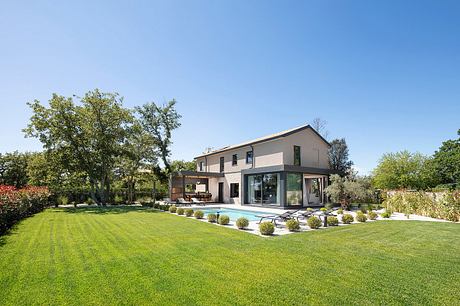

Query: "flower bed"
<box><xmin>0</xmin><ymin>185</ymin><xmax>50</xmax><ymax>234</ymax></box>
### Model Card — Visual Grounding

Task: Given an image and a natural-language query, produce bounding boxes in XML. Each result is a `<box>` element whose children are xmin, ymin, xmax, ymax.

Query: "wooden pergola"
<box><xmin>169</xmin><ymin>171</ymin><xmax>224</xmax><ymax>202</ymax></box>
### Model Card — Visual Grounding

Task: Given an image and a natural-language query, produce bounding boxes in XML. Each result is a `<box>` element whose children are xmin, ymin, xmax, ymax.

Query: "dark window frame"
<box><xmin>230</xmin><ymin>183</ymin><xmax>239</xmax><ymax>198</ymax></box>
<box><xmin>232</xmin><ymin>154</ymin><xmax>238</xmax><ymax>166</ymax></box>
<box><xmin>219</xmin><ymin>157</ymin><xmax>224</xmax><ymax>173</ymax></box>
<box><xmin>294</xmin><ymin>145</ymin><xmax>301</xmax><ymax>166</ymax></box>
<box><xmin>199</xmin><ymin>161</ymin><xmax>204</xmax><ymax>171</ymax></box>
<box><xmin>246</xmin><ymin>151</ymin><xmax>253</xmax><ymax>164</ymax></box>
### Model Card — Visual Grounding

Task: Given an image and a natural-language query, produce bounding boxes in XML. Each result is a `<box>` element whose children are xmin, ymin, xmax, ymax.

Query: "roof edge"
<box><xmin>194</xmin><ymin>124</ymin><xmax>331</xmax><ymax>159</ymax></box>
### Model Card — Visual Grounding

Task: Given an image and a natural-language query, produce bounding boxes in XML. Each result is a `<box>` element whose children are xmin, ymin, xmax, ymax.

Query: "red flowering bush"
<box><xmin>0</xmin><ymin>185</ymin><xmax>50</xmax><ymax>234</ymax></box>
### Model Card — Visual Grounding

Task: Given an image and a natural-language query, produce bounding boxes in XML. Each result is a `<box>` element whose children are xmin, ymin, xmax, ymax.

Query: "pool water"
<box><xmin>198</xmin><ymin>208</ymin><xmax>274</xmax><ymax>221</ymax></box>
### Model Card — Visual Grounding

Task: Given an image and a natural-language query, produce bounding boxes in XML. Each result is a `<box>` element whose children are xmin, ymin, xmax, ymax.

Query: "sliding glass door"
<box><xmin>246</xmin><ymin>173</ymin><xmax>280</xmax><ymax>206</ymax></box>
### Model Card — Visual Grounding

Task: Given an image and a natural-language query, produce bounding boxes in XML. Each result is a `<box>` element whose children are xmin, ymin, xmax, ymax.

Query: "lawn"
<box><xmin>0</xmin><ymin>207</ymin><xmax>459</xmax><ymax>305</ymax></box>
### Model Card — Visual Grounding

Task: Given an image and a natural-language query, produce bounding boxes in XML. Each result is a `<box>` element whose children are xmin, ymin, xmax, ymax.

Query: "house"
<box><xmin>169</xmin><ymin>124</ymin><xmax>333</xmax><ymax>208</ymax></box>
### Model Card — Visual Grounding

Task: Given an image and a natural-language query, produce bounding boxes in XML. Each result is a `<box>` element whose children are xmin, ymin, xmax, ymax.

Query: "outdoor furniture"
<box><xmin>293</xmin><ymin>211</ymin><xmax>314</xmax><ymax>222</ymax></box>
<box><xmin>256</xmin><ymin>210</ymin><xmax>299</xmax><ymax>227</ymax></box>
<box><xmin>191</xmin><ymin>197</ymin><xmax>206</xmax><ymax>206</ymax></box>
<box><xmin>177</xmin><ymin>198</ymin><xmax>191</xmax><ymax>206</ymax></box>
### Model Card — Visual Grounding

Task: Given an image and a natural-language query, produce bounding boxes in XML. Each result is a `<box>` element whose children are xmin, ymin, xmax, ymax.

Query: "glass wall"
<box><xmin>286</xmin><ymin>173</ymin><xmax>302</xmax><ymax>206</ymax></box>
<box><xmin>246</xmin><ymin>173</ymin><xmax>280</xmax><ymax>205</ymax></box>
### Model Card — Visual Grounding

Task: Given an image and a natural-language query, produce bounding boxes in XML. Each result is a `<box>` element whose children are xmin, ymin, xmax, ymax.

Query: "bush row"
<box><xmin>0</xmin><ymin>185</ymin><xmax>50</xmax><ymax>235</ymax></box>
<box><xmin>384</xmin><ymin>191</ymin><xmax>460</xmax><ymax>222</ymax></box>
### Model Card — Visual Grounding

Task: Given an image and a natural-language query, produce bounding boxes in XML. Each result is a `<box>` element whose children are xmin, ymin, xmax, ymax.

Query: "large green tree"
<box><xmin>24</xmin><ymin>89</ymin><xmax>132</xmax><ymax>205</ymax></box>
<box><xmin>372</xmin><ymin>151</ymin><xmax>437</xmax><ymax>190</ymax></box>
<box><xmin>0</xmin><ymin>151</ymin><xmax>30</xmax><ymax>188</ymax></box>
<box><xmin>136</xmin><ymin>100</ymin><xmax>181</xmax><ymax>183</ymax></box>
<box><xmin>432</xmin><ymin>129</ymin><xmax>460</xmax><ymax>186</ymax></box>
<box><xmin>328</xmin><ymin>138</ymin><xmax>353</xmax><ymax>175</ymax></box>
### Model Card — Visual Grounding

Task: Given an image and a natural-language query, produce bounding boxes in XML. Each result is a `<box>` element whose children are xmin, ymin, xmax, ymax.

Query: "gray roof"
<box><xmin>194</xmin><ymin>124</ymin><xmax>330</xmax><ymax>159</ymax></box>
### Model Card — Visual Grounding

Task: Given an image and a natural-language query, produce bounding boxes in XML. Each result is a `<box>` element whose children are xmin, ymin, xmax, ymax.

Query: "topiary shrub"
<box><xmin>356</xmin><ymin>212</ymin><xmax>367</xmax><ymax>222</ymax></box>
<box><xmin>368</xmin><ymin>211</ymin><xmax>378</xmax><ymax>220</ymax></box>
<box><xmin>327</xmin><ymin>216</ymin><xmax>339</xmax><ymax>226</ymax></box>
<box><xmin>307</xmin><ymin>216</ymin><xmax>322</xmax><ymax>229</ymax></box>
<box><xmin>360</xmin><ymin>204</ymin><xmax>368</xmax><ymax>213</ymax></box>
<box><xmin>286</xmin><ymin>219</ymin><xmax>300</xmax><ymax>232</ymax></box>
<box><xmin>337</xmin><ymin>208</ymin><xmax>343</xmax><ymax>215</ymax></box>
<box><xmin>236</xmin><ymin>217</ymin><xmax>249</xmax><ymax>229</ymax></box>
<box><xmin>176</xmin><ymin>207</ymin><xmax>184</xmax><ymax>215</ymax></box>
<box><xmin>169</xmin><ymin>205</ymin><xmax>177</xmax><ymax>213</ymax></box>
<box><xmin>218</xmin><ymin>215</ymin><xmax>230</xmax><ymax>225</ymax></box>
<box><xmin>194</xmin><ymin>210</ymin><xmax>204</xmax><ymax>219</ymax></box>
<box><xmin>320</xmin><ymin>207</ymin><xmax>327</xmax><ymax>213</ymax></box>
<box><xmin>185</xmin><ymin>208</ymin><xmax>194</xmax><ymax>217</ymax></box>
<box><xmin>207</xmin><ymin>213</ymin><xmax>217</xmax><ymax>222</ymax></box>
<box><xmin>259</xmin><ymin>221</ymin><xmax>275</xmax><ymax>235</ymax></box>
<box><xmin>380</xmin><ymin>211</ymin><xmax>391</xmax><ymax>218</ymax></box>
<box><xmin>342</xmin><ymin>214</ymin><xmax>354</xmax><ymax>224</ymax></box>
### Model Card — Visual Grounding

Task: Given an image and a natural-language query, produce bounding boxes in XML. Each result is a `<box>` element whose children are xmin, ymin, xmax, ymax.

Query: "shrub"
<box><xmin>307</xmin><ymin>208</ymin><xmax>314</xmax><ymax>212</ymax></box>
<box><xmin>342</xmin><ymin>214</ymin><xmax>354</xmax><ymax>224</ymax></box>
<box><xmin>236</xmin><ymin>217</ymin><xmax>249</xmax><ymax>229</ymax></box>
<box><xmin>57</xmin><ymin>195</ymin><xmax>69</xmax><ymax>206</ymax></box>
<box><xmin>114</xmin><ymin>194</ymin><xmax>124</xmax><ymax>205</ymax></box>
<box><xmin>327</xmin><ymin>216</ymin><xmax>339</xmax><ymax>226</ymax></box>
<box><xmin>0</xmin><ymin>185</ymin><xmax>50</xmax><ymax>235</ymax></box>
<box><xmin>218</xmin><ymin>215</ymin><xmax>230</xmax><ymax>225</ymax></box>
<box><xmin>207</xmin><ymin>213</ymin><xmax>217</xmax><ymax>222</ymax></box>
<box><xmin>169</xmin><ymin>205</ymin><xmax>177</xmax><ymax>213</ymax></box>
<box><xmin>185</xmin><ymin>208</ymin><xmax>194</xmax><ymax>217</ymax></box>
<box><xmin>259</xmin><ymin>221</ymin><xmax>275</xmax><ymax>235</ymax></box>
<box><xmin>153</xmin><ymin>203</ymin><xmax>161</xmax><ymax>209</ymax></box>
<box><xmin>286</xmin><ymin>219</ymin><xmax>300</xmax><ymax>232</ymax></box>
<box><xmin>356</xmin><ymin>212</ymin><xmax>367</xmax><ymax>222</ymax></box>
<box><xmin>194</xmin><ymin>210</ymin><xmax>204</xmax><ymax>219</ymax></box>
<box><xmin>176</xmin><ymin>207</ymin><xmax>185</xmax><ymax>215</ymax></box>
<box><xmin>337</xmin><ymin>208</ymin><xmax>343</xmax><ymax>215</ymax></box>
<box><xmin>320</xmin><ymin>207</ymin><xmax>327</xmax><ymax>213</ymax></box>
<box><xmin>360</xmin><ymin>204</ymin><xmax>368</xmax><ymax>213</ymax></box>
<box><xmin>368</xmin><ymin>211</ymin><xmax>378</xmax><ymax>220</ymax></box>
<box><xmin>380</xmin><ymin>211</ymin><xmax>391</xmax><ymax>218</ymax></box>
<box><xmin>325</xmin><ymin>203</ymin><xmax>334</xmax><ymax>210</ymax></box>
<box><xmin>307</xmin><ymin>216</ymin><xmax>322</xmax><ymax>229</ymax></box>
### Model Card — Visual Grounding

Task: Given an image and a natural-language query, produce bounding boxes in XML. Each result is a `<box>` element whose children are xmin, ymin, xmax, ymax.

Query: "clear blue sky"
<box><xmin>1</xmin><ymin>0</ymin><xmax>459</xmax><ymax>174</ymax></box>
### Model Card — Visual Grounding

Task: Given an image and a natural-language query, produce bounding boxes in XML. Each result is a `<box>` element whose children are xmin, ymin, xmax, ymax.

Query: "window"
<box><xmin>287</xmin><ymin>173</ymin><xmax>302</xmax><ymax>206</ymax></box>
<box><xmin>219</xmin><ymin>157</ymin><xmax>224</xmax><ymax>173</ymax></box>
<box><xmin>230</xmin><ymin>183</ymin><xmax>239</xmax><ymax>198</ymax></box>
<box><xmin>232</xmin><ymin>154</ymin><xmax>238</xmax><ymax>166</ymax></box>
<box><xmin>246</xmin><ymin>151</ymin><xmax>253</xmax><ymax>164</ymax></box>
<box><xmin>294</xmin><ymin>145</ymin><xmax>301</xmax><ymax>166</ymax></box>
<box><xmin>199</xmin><ymin>161</ymin><xmax>204</xmax><ymax>171</ymax></box>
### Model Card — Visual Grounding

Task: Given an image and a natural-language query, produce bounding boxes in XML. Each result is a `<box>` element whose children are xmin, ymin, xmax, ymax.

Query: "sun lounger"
<box><xmin>177</xmin><ymin>198</ymin><xmax>191</xmax><ymax>206</ymax></box>
<box><xmin>256</xmin><ymin>210</ymin><xmax>299</xmax><ymax>226</ymax></box>
<box><xmin>191</xmin><ymin>197</ymin><xmax>206</xmax><ymax>206</ymax></box>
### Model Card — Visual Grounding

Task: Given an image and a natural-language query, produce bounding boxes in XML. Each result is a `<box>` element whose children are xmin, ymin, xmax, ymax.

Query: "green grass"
<box><xmin>0</xmin><ymin>207</ymin><xmax>459</xmax><ymax>305</ymax></box>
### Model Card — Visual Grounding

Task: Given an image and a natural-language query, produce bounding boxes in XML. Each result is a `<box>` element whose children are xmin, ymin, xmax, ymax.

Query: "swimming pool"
<box><xmin>198</xmin><ymin>207</ymin><xmax>274</xmax><ymax>221</ymax></box>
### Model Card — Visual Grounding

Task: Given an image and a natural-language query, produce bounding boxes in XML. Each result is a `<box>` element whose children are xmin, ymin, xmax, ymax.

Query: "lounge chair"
<box><xmin>256</xmin><ymin>210</ymin><xmax>299</xmax><ymax>226</ymax></box>
<box><xmin>191</xmin><ymin>197</ymin><xmax>206</xmax><ymax>206</ymax></box>
<box><xmin>177</xmin><ymin>198</ymin><xmax>191</xmax><ymax>206</ymax></box>
<box><xmin>292</xmin><ymin>211</ymin><xmax>314</xmax><ymax>222</ymax></box>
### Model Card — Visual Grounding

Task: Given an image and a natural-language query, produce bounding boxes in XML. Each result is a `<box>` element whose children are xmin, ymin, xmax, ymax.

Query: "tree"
<box><xmin>115</xmin><ymin>122</ymin><xmax>157</xmax><ymax>203</ymax></box>
<box><xmin>325</xmin><ymin>174</ymin><xmax>374</xmax><ymax>210</ymax></box>
<box><xmin>311</xmin><ymin>117</ymin><xmax>329</xmax><ymax>140</ymax></box>
<box><xmin>328</xmin><ymin>138</ymin><xmax>353</xmax><ymax>175</ymax></box>
<box><xmin>372</xmin><ymin>151</ymin><xmax>437</xmax><ymax>190</ymax></box>
<box><xmin>170</xmin><ymin>160</ymin><xmax>196</xmax><ymax>172</ymax></box>
<box><xmin>136</xmin><ymin>100</ymin><xmax>181</xmax><ymax>183</ymax></box>
<box><xmin>432</xmin><ymin>130</ymin><xmax>460</xmax><ymax>186</ymax></box>
<box><xmin>24</xmin><ymin>89</ymin><xmax>132</xmax><ymax>205</ymax></box>
<box><xmin>0</xmin><ymin>151</ymin><xmax>30</xmax><ymax>188</ymax></box>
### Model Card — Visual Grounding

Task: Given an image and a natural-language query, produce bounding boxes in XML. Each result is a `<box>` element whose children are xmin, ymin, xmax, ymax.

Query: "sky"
<box><xmin>0</xmin><ymin>0</ymin><xmax>459</xmax><ymax>174</ymax></box>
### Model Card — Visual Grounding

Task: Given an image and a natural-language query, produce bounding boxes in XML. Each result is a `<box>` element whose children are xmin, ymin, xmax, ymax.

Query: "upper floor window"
<box><xmin>199</xmin><ymin>161</ymin><xmax>204</xmax><ymax>171</ymax></box>
<box><xmin>220</xmin><ymin>157</ymin><xmax>224</xmax><ymax>173</ymax></box>
<box><xmin>294</xmin><ymin>145</ymin><xmax>301</xmax><ymax>166</ymax></box>
<box><xmin>232</xmin><ymin>154</ymin><xmax>238</xmax><ymax>166</ymax></box>
<box><xmin>246</xmin><ymin>151</ymin><xmax>253</xmax><ymax>164</ymax></box>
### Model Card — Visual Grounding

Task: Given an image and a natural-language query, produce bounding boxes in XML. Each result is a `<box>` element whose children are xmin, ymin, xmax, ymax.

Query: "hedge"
<box><xmin>0</xmin><ymin>185</ymin><xmax>50</xmax><ymax>234</ymax></box>
<box><xmin>384</xmin><ymin>191</ymin><xmax>460</xmax><ymax>222</ymax></box>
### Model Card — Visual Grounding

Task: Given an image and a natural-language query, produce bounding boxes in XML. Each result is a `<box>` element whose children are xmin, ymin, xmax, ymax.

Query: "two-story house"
<box><xmin>169</xmin><ymin>124</ymin><xmax>333</xmax><ymax>208</ymax></box>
